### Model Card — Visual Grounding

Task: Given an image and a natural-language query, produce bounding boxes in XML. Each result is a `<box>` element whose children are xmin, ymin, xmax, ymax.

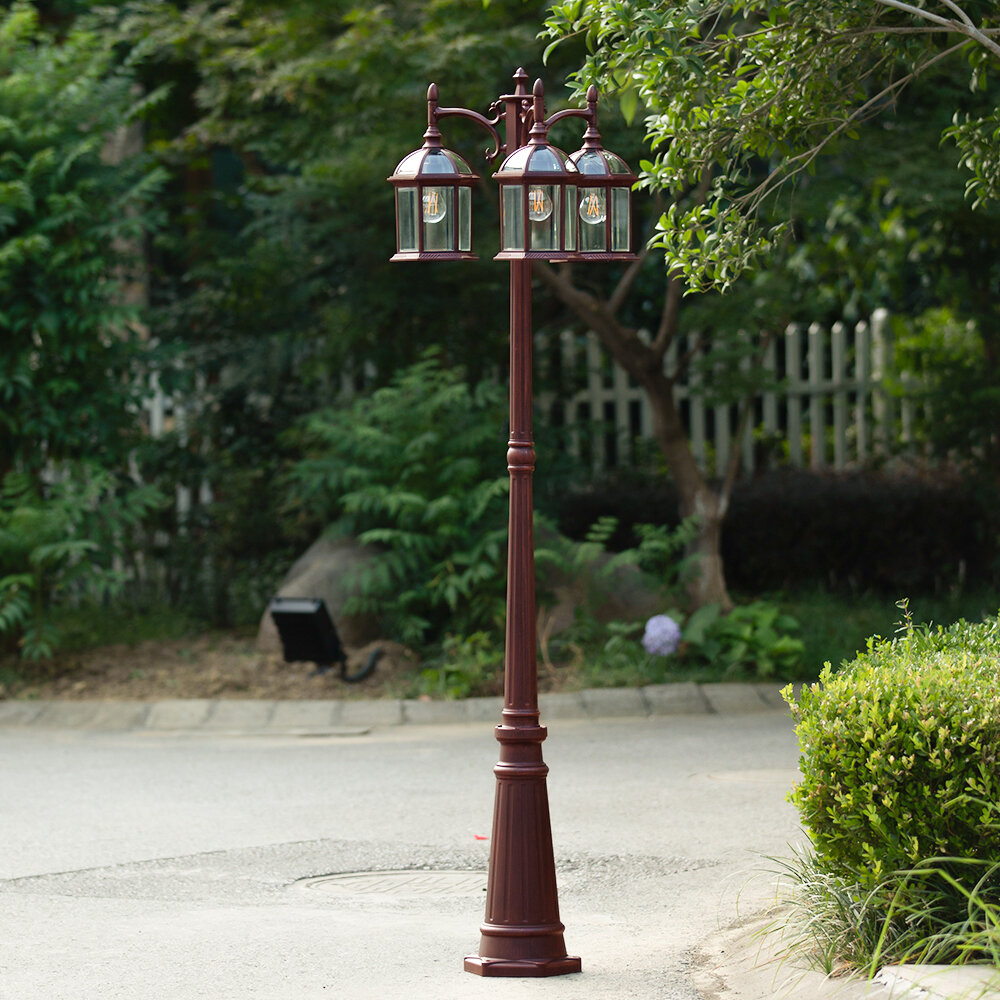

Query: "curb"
<box><xmin>0</xmin><ymin>681</ymin><xmax>797</xmax><ymax>733</ymax></box>
<box><xmin>696</xmin><ymin>912</ymin><xmax>1000</xmax><ymax>1000</ymax></box>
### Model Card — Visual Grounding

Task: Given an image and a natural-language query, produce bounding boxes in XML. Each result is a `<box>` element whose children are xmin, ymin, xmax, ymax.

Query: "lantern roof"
<box><xmin>568</xmin><ymin>147</ymin><xmax>634</xmax><ymax>179</ymax></box>
<box><xmin>391</xmin><ymin>144</ymin><xmax>477</xmax><ymax>181</ymax></box>
<box><xmin>496</xmin><ymin>142</ymin><xmax>577</xmax><ymax>177</ymax></box>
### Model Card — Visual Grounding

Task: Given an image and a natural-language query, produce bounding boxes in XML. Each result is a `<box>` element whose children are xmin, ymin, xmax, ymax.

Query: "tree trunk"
<box><xmin>535</xmin><ymin>263</ymin><xmax>734</xmax><ymax>611</ymax></box>
<box><xmin>638</xmin><ymin>366</ymin><xmax>733</xmax><ymax>611</ymax></box>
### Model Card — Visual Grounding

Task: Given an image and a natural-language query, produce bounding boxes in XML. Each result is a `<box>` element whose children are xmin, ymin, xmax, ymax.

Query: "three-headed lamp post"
<box><xmin>389</xmin><ymin>68</ymin><xmax>636</xmax><ymax>977</ymax></box>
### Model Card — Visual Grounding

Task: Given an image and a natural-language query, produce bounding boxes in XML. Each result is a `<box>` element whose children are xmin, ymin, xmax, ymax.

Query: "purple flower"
<box><xmin>642</xmin><ymin>614</ymin><xmax>682</xmax><ymax>657</ymax></box>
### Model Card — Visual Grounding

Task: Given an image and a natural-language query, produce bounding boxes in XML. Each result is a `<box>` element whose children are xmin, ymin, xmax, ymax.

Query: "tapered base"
<box><xmin>464</xmin><ymin>955</ymin><xmax>581</xmax><ymax>977</ymax></box>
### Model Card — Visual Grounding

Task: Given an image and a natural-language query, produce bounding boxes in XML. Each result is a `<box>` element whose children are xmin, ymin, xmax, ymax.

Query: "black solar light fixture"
<box><xmin>268</xmin><ymin>597</ymin><xmax>381</xmax><ymax>683</ymax></box>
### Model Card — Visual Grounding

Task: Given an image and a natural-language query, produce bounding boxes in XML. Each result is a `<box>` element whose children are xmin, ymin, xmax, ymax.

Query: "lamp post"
<box><xmin>389</xmin><ymin>68</ymin><xmax>636</xmax><ymax>978</ymax></box>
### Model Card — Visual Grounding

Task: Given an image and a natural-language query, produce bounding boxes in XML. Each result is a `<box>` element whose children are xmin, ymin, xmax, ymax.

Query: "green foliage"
<box><xmin>539</xmin><ymin>507</ymin><xmax>804</xmax><ymax>681</ymax></box>
<box><xmin>289</xmin><ymin>353</ymin><xmax>510</xmax><ymax>645</ymax></box>
<box><xmin>895</xmin><ymin>308</ymin><xmax>1000</xmax><ymax>475</ymax></box>
<box><xmin>416</xmin><ymin>631</ymin><xmax>503</xmax><ymax>700</ymax></box>
<box><xmin>0</xmin><ymin>2</ymin><xmax>166</xmax><ymax>475</ymax></box>
<box><xmin>680</xmin><ymin>600</ymin><xmax>805</xmax><ymax>678</ymax></box>
<box><xmin>784</xmin><ymin>612</ymin><xmax>1000</xmax><ymax>883</ymax></box>
<box><xmin>946</xmin><ymin>108</ymin><xmax>1000</xmax><ymax>209</ymax></box>
<box><xmin>631</xmin><ymin>519</ymin><xmax>701</xmax><ymax>592</ymax></box>
<box><xmin>110</xmin><ymin>0</ymin><xmax>553</xmax><ymax>380</ymax></box>
<box><xmin>544</xmin><ymin>0</ymin><xmax>1000</xmax><ymax>292</ymax></box>
<box><xmin>776</xmin><ymin>849</ymin><xmax>1000</xmax><ymax>973</ymax></box>
<box><xmin>779</xmin><ymin>609</ymin><xmax>1000</xmax><ymax>971</ymax></box>
<box><xmin>548</xmin><ymin>596</ymin><xmax>804</xmax><ymax>686</ymax></box>
<box><xmin>0</xmin><ymin>466</ymin><xmax>163</xmax><ymax>658</ymax></box>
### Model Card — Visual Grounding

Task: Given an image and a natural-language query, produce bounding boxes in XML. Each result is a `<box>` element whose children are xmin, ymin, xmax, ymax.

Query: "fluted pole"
<box><xmin>464</xmin><ymin>255</ymin><xmax>581</xmax><ymax>977</ymax></box>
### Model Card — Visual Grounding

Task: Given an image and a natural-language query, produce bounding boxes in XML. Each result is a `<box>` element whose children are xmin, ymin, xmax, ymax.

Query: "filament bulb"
<box><xmin>422</xmin><ymin>188</ymin><xmax>447</xmax><ymax>223</ymax></box>
<box><xmin>580</xmin><ymin>190</ymin><xmax>607</xmax><ymax>225</ymax></box>
<box><xmin>527</xmin><ymin>187</ymin><xmax>553</xmax><ymax>222</ymax></box>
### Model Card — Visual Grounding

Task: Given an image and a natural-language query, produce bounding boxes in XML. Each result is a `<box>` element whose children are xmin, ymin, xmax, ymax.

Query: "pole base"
<box><xmin>464</xmin><ymin>955</ymin><xmax>581</xmax><ymax>978</ymax></box>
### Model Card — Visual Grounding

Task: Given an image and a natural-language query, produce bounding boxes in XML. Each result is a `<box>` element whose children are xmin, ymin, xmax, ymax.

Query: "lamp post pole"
<box><xmin>389</xmin><ymin>68</ymin><xmax>635</xmax><ymax>977</ymax></box>
<box><xmin>465</xmin><ymin>248</ymin><xmax>581</xmax><ymax>976</ymax></box>
<box><xmin>463</xmin><ymin>71</ymin><xmax>579</xmax><ymax>977</ymax></box>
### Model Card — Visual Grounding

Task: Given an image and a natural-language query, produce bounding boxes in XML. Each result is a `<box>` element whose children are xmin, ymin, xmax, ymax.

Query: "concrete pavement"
<box><xmin>1</xmin><ymin>686</ymin><xmax>997</xmax><ymax>1000</ymax></box>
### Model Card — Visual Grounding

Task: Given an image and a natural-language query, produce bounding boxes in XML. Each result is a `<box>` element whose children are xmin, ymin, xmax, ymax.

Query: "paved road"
<box><xmin>1</xmin><ymin>710</ymin><xmax>805</xmax><ymax>1000</ymax></box>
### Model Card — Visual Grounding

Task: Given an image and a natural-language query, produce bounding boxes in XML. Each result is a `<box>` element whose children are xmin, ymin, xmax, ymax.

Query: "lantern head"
<box><xmin>389</xmin><ymin>137</ymin><xmax>478</xmax><ymax>261</ymax></box>
<box><xmin>494</xmin><ymin>80</ymin><xmax>581</xmax><ymax>261</ymax></box>
<box><xmin>567</xmin><ymin>142</ymin><xmax>637</xmax><ymax>260</ymax></box>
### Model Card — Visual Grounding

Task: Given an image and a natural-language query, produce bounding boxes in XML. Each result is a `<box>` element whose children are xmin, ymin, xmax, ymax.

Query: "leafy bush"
<box><xmin>0</xmin><ymin>466</ymin><xmax>162</xmax><ymax>658</ymax></box>
<box><xmin>780</xmin><ymin>611</ymin><xmax>1000</xmax><ymax>970</ymax></box>
<box><xmin>784</xmin><ymin>613</ymin><xmax>1000</xmax><ymax>882</ymax></box>
<box><xmin>416</xmin><ymin>631</ymin><xmax>504</xmax><ymax>700</ymax></box>
<box><xmin>549</xmin><ymin>598</ymin><xmax>805</xmax><ymax>686</ymax></box>
<box><xmin>0</xmin><ymin>2</ymin><xmax>166</xmax><ymax>477</ymax></box>
<box><xmin>289</xmin><ymin>353</ymin><xmax>509</xmax><ymax>645</ymax></box>
<box><xmin>680</xmin><ymin>600</ymin><xmax>805</xmax><ymax>678</ymax></box>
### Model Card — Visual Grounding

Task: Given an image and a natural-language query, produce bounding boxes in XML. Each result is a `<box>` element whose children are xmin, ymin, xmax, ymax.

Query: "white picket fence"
<box><xmin>542</xmin><ymin>308</ymin><xmax>925</xmax><ymax>477</ymax></box>
<box><xmin>143</xmin><ymin>309</ymin><xmax>922</xmax><ymax>491</ymax></box>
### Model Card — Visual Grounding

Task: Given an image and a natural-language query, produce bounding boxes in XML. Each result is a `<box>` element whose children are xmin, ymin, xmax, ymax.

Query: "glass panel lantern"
<box><xmin>389</xmin><ymin>144</ymin><xmax>479</xmax><ymax>261</ymax></box>
<box><xmin>567</xmin><ymin>146</ymin><xmax>637</xmax><ymax>261</ymax></box>
<box><xmin>495</xmin><ymin>142</ymin><xmax>579</xmax><ymax>261</ymax></box>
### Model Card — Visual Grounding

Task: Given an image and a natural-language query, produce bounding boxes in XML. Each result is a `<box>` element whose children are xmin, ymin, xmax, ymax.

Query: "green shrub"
<box><xmin>288</xmin><ymin>352</ymin><xmax>509</xmax><ymax>645</ymax></box>
<box><xmin>547</xmin><ymin>598</ymin><xmax>805</xmax><ymax>685</ymax></box>
<box><xmin>780</xmin><ymin>611</ymin><xmax>1000</xmax><ymax>971</ymax></box>
<box><xmin>681</xmin><ymin>600</ymin><xmax>805</xmax><ymax>678</ymax></box>
<box><xmin>416</xmin><ymin>632</ymin><xmax>503</xmax><ymax>700</ymax></box>
<box><xmin>0</xmin><ymin>2</ymin><xmax>166</xmax><ymax>477</ymax></box>
<box><xmin>784</xmin><ymin>613</ymin><xmax>1000</xmax><ymax>883</ymax></box>
<box><xmin>0</xmin><ymin>466</ymin><xmax>163</xmax><ymax>658</ymax></box>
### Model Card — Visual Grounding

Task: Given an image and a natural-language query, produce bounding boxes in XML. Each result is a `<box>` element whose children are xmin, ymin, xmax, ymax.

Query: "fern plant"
<box><xmin>0</xmin><ymin>467</ymin><xmax>162</xmax><ymax>659</ymax></box>
<box><xmin>289</xmin><ymin>353</ymin><xmax>510</xmax><ymax>645</ymax></box>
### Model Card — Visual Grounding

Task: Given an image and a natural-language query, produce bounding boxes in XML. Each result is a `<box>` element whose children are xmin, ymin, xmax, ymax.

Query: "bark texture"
<box><xmin>536</xmin><ymin>260</ymin><xmax>734</xmax><ymax>611</ymax></box>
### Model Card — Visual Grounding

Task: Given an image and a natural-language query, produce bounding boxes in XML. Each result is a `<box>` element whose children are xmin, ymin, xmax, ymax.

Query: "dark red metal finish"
<box><xmin>463</xmin><ymin>70</ymin><xmax>580</xmax><ymax>978</ymax></box>
<box><xmin>462</xmin><ymin>254</ymin><xmax>581</xmax><ymax>978</ymax></box>
<box><xmin>391</xmin><ymin>68</ymin><xmax>637</xmax><ymax>978</ymax></box>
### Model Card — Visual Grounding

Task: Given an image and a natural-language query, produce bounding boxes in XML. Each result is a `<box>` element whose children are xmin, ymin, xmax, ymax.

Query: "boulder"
<box><xmin>535</xmin><ymin>528</ymin><xmax>664</xmax><ymax>640</ymax></box>
<box><xmin>256</xmin><ymin>535</ymin><xmax>383</xmax><ymax>655</ymax></box>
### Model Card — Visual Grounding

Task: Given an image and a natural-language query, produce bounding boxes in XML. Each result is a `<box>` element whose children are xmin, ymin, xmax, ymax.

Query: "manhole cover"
<box><xmin>294</xmin><ymin>870</ymin><xmax>487</xmax><ymax>897</ymax></box>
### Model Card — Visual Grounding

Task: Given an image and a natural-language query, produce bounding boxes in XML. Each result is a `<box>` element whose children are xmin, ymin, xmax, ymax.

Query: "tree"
<box><xmin>96</xmin><ymin>0</ymin><xmax>568</xmax><ymax>623</ymax></box>
<box><xmin>0</xmin><ymin>1</ymin><xmax>166</xmax><ymax>479</ymax></box>
<box><xmin>0</xmin><ymin>2</ymin><xmax>166</xmax><ymax>655</ymax></box>
<box><xmin>544</xmin><ymin>0</ymin><xmax>1000</xmax><ymax>290</ymax></box>
<box><xmin>536</xmin><ymin>0</ymin><xmax>1000</xmax><ymax>609</ymax></box>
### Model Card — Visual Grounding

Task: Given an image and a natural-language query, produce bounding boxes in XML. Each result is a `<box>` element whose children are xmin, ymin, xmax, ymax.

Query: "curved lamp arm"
<box><xmin>427</xmin><ymin>83</ymin><xmax>504</xmax><ymax>163</ymax></box>
<box><xmin>544</xmin><ymin>85</ymin><xmax>599</xmax><ymax>135</ymax></box>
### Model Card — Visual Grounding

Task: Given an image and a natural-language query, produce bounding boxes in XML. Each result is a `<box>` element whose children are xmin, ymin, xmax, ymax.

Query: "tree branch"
<box><xmin>651</xmin><ymin>277</ymin><xmax>683</xmax><ymax>361</ymax></box>
<box><xmin>736</xmin><ymin>39</ymin><xmax>969</xmax><ymax>217</ymax></box>
<box><xmin>870</xmin><ymin>0</ymin><xmax>1000</xmax><ymax>58</ymax></box>
<box><xmin>608</xmin><ymin>242</ymin><xmax>649</xmax><ymax>316</ymax></box>
<box><xmin>871</xmin><ymin>0</ymin><xmax>958</xmax><ymax>30</ymax></box>
<box><xmin>936</xmin><ymin>0</ymin><xmax>976</xmax><ymax>30</ymax></box>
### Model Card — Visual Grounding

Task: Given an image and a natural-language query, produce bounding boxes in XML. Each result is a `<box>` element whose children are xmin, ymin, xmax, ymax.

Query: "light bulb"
<box><xmin>527</xmin><ymin>187</ymin><xmax>553</xmax><ymax>222</ymax></box>
<box><xmin>422</xmin><ymin>188</ymin><xmax>447</xmax><ymax>224</ymax></box>
<box><xmin>579</xmin><ymin>190</ymin><xmax>607</xmax><ymax>225</ymax></box>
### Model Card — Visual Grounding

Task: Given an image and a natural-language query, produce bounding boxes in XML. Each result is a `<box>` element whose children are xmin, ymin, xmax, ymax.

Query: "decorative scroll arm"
<box><xmin>427</xmin><ymin>82</ymin><xmax>504</xmax><ymax>163</ymax></box>
<box><xmin>543</xmin><ymin>84</ymin><xmax>600</xmax><ymax>137</ymax></box>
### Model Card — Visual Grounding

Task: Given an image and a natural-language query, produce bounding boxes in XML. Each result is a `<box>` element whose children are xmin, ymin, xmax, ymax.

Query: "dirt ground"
<box><xmin>0</xmin><ymin>633</ymin><xmax>443</xmax><ymax>702</ymax></box>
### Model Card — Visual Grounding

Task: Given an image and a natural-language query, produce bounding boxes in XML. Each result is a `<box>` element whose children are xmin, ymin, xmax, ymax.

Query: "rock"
<box><xmin>256</xmin><ymin>535</ymin><xmax>383</xmax><ymax>655</ymax></box>
<box><xmin>535</xmin><ymin>532</ymin><xmax>664</xmax><ymax>640</ymax></box>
